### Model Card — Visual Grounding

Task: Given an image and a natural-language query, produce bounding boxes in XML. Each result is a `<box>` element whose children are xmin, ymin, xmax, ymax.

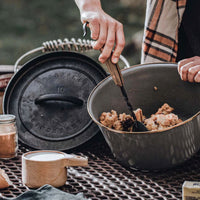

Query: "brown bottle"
<box><xmin>0</xmin><ymin>115</ymin><xmax>18</xmax><ymax>159</ymax></box>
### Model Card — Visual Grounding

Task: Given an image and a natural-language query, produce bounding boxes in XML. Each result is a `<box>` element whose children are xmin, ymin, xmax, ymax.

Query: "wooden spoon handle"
<box><xmin>105</xmin><ymin>56</ymin><xmax>124</xmax><ymax>87</ymax></box>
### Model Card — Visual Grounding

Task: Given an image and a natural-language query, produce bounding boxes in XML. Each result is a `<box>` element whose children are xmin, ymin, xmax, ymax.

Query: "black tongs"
<box><xmin>83</xmin><ymin>22</ymin><xmax>147</xmax><ymax>132</ymax></box>
<box><xmin>104</xmin><ymin>57</ymin><xmax>147</xmax><ymax>132</ymax></box>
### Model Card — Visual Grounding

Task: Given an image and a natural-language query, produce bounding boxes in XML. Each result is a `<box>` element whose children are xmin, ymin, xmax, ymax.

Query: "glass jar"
<box><xmin>0</xmin><ymin>115</ymin><xmax>18</xmax><ymax>159</ymax></box>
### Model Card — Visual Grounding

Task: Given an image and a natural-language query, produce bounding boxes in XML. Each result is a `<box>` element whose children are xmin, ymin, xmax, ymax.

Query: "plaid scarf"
<box><xmin>141</xmin><ymin>0</ymin><xmax>187</xmax><ymax>64</ymax></box>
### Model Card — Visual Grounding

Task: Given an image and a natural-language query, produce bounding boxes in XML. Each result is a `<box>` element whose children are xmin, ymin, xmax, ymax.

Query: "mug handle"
<box><xmin>64</xmin><ymin>154</ymin><xmax>88</xmax><ymax>167</ymax></box>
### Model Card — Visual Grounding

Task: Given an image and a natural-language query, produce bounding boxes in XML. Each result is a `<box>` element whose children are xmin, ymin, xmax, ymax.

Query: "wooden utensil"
<box><xmin>22</xmin><ymin>150</ymin><xmax>88</xmax><ymax>188</ymax></box>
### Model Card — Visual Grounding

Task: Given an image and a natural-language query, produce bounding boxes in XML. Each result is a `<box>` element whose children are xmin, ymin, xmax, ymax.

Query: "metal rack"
<box><xmin>0</xmin><ymin>137</ymin><xmax>198</xmax><ymax>199</ymax></box>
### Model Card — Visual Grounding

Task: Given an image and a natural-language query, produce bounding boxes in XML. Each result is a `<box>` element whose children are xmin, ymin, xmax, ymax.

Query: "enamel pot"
<box><xmin>88</xmin><ymin>63</ymin><xmax>200</xmax><ymax>170</ymax></box>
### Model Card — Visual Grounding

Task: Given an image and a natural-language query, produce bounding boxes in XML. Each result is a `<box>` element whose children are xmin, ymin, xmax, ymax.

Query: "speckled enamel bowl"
<box><xmin>88</xmin><ymin>63</ymin><xmax>200</xmax><ymax>170</ymax></box>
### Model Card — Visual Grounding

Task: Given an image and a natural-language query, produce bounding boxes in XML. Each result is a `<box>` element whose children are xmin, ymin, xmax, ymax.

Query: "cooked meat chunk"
<box><xmin>144</xmin><ymin>109</ymin><xmax>182</xmax><ymax>131</ymax></box>
<box><xmin>119</xmin><ymin>113</ymin><xmax>134</xmax><ymax>131</ymax></box>
<box><xmin>99</xmin><ymin>104</ymin><xmax>182</xmax><ymax>132</ymax></box>
<box><xmin>99</xmin><ymin>111</ymin><xmax>134</xmax><ymax>131</ymax></box>
<box><xmin>119</xmin><ymin>113</ymin><xmax>133</xmax><ymax>121</ymax></box>
<box><xmin>113</xmin><ymin>120</ymin><xmax>123</xmax><ymax>131</ymax></box>
<box><xmin>99</xmin><ymin>110</ymin><xmax>118</xmax><ymax>128</ymax></box>
<box><xmin>156</xmin><ymin>103</ymin><xmax>174</xmax><ymax>115</ymax></box>
<box><xmin>144</xmin><ymin>117</ymin><xmax>158</xmax><ymax>131</ymax></box>
<box><xmin>134</xmin><ymin>108</ymin><xmax>146</xmax><ymax>122</ymax></box>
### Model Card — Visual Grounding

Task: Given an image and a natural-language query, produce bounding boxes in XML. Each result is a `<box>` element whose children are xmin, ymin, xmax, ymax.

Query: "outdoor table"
<box><xmin>0</xmin><ymin>135</ymin><xmax>199</xmax><ymax>200</ymax></box>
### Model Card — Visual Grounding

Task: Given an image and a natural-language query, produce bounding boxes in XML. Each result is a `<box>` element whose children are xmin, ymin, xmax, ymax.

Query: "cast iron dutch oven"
<box><xmin>3</xmin><ymin>38</ymin><xmax>129</xmax><ymax>151</ymax></box>
<box><xmin>88</xmin><ymin>63</ymin><xmax>200</xmax><ymax>170</ymax></box>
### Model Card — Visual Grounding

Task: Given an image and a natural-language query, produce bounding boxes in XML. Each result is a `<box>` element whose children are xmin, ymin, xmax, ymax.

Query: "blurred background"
<box><xmin>0</xmin><ymin>0</ymin><xmax>145</xmax><ymax>66</ymax></box>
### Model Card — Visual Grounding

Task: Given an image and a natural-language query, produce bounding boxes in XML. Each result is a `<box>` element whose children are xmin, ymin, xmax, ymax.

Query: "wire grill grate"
<box><xmin>0</xmin><ymin>137</ymin><xmax>199</xmax><ymax>200</ymax></box>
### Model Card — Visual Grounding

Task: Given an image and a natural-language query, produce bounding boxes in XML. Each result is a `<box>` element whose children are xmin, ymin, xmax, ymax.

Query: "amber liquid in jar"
<box><xmin>0</xmin><ymin>115</ymin><xmax>18</xmax><ymax>159</ymax></box>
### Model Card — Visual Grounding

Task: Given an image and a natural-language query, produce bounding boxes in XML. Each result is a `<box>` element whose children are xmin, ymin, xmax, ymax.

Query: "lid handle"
<box><xmin>35</xmin><ymin>94</ymin><xmax>83</xmax><ymax>106</ymax></box>
<box><xmin>14</xmin><ymin>38</ymin><xmax>94</xmax><ymax>73</ymax></box>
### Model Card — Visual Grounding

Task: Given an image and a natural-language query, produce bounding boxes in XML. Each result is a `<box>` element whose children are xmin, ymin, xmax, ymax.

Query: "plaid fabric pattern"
<box><xmin>141</xmin><ymin>0</ymin><xmax>187</xmax><ymax>64</ymax></box>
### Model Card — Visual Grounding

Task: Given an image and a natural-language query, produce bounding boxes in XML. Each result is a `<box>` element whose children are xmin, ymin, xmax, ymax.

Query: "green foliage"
<box><xmin>0</xmin><ymin>0</ymin><xmax>145</xmax><ymax>65</ymax></box>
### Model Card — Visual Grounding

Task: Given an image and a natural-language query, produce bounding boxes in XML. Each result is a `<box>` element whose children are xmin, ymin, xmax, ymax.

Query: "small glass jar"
<box><xmin>0</xmin><ymin>115</ymin><xmax>18</xmax><ymax>159</ymax></box>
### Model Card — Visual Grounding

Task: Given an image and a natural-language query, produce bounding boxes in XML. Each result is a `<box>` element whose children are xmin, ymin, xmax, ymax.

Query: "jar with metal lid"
<box><xmin>0</xmin><ymin>114</ymin><xmax>18</xmax><ymax>159</ymax></box>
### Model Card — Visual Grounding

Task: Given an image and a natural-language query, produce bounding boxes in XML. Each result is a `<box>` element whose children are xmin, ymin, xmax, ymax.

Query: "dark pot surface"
<box><xmin>87</xmin><ymin>63</ymin><xmax>200</xmax><ymax>170</ymax></box>
<box><xmin>3</xmin><ymin>51</ymin><xmax>107</xmax><ymax>150</ymax></box>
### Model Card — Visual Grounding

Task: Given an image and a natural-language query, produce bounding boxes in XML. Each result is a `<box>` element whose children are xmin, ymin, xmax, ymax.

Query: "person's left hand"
<box><xmin>178</xmin><ymin>56</ymin><xmax>200</xmax><ymax>82</ymax></box>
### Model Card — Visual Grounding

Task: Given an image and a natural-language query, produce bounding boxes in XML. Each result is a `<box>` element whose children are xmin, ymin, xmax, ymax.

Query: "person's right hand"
<box><xmin>178</xmin><ymin>56</ymin><xmax>200</xmax><ymax>83</ymax></box>
<box><xmin>78</xmin><ymin>5</ymin><xmax>125</xmax><ymax>64</ymax></box>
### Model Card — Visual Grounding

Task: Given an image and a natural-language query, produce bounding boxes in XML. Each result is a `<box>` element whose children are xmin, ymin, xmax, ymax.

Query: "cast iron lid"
<box><xmin>3</xmin><ymin>51</ymin><xmax>107</xmax><ymax>150</ymax></box>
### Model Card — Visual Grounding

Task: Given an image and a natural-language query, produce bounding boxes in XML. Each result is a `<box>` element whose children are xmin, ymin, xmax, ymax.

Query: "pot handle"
<box><xmin>35</xmin><ymin>94</ymin><xmax>83</xmax><ymax>106</ymax></box>
<box><xmin>64</xmin><ymin>154</ymin><xmax>88</xmax><ymax>167</ymax></box>
<box><xmin>14</xmin><ymin>38</ymin><xmax>130</xmax><ymax>73</ymax></box>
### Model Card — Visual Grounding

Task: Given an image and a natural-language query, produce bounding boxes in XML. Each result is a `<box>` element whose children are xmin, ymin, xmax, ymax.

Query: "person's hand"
<box><xmin>81</xmin><ymin>10</ymin><xmax>125</xmax><ymax>64</ymax></box>
<box><xmin>178</xmin><ymin>56</ymin><xmax>200</xmax><ymax>83</ymax></box>
<box><xmin>76</xmin><ymin>0</ymin><xmax>125</xmax><ymax>64</ymax></box>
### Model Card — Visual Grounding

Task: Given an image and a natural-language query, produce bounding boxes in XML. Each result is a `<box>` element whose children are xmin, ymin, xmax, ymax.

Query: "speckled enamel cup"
<box><xmin>88</xmin><ymin>63</ymin><xmax>200</xmax><ymax>170</ymax></box>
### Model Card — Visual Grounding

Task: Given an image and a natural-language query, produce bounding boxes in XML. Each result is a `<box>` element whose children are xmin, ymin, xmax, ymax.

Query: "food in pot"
<box><xmin>99</xmin><ymin>103</ymin><xmax>182</xmax><ymax>131</ymax></box>
<box><xmin>114</xmin><ymin>113</ymin><xmax>134</xmax><ymax>131</ymax></box>
<box><xmin>99</xmin><ymin>110</ymin><xmax>118</xmax><ymax>129</ymax></box>
<box><xmin>145</xmin><ymin>103</ymin><xmax>182</xmax><ymax>131</ymax></box>
<box><xmin>100</xmin><ymin>108</ymin><xmax>145</xmax><ymax>131</ymax></box>
<box><xmin>156</xmin><ymin>103</ymin><xmax>174</xmax><ymax>115</ymax></box>
<box><xmin>100</xmin><ymin>109</ymin><xmax>144</xmax><ymax>131</ymax></box>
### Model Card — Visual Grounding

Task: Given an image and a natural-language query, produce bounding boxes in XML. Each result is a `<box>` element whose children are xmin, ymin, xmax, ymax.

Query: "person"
<box><xmin>75</xmin><ymin>0</ymin><xmax>200</xmax><ymax>83</ymax></box>
<box><xmin>75</xmin><ymin>0</ymin><xmax>125</xmax><ymax>65</ymax></box>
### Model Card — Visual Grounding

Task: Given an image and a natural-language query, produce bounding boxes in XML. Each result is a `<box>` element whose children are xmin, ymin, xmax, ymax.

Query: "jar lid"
<box><xmin>3</xmin><ymin>51</ymin><xmax>107</xmax><ymax>150</ymax></box>
<box><xmin>0</xmin><ymin>114</ymin><xmax>16</xmax><ymax>123</ymax></box>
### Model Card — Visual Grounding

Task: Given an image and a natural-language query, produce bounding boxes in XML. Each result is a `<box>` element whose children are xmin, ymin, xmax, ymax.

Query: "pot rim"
<box><xmin>22</xmin><ymin>150</ymin><xmax>66</xmax><ymax>163</ymax></box>
<box><xmin>87</xmin><ymin>62</ymin><xmax>200</xmax><ymax>135</ymax></box>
